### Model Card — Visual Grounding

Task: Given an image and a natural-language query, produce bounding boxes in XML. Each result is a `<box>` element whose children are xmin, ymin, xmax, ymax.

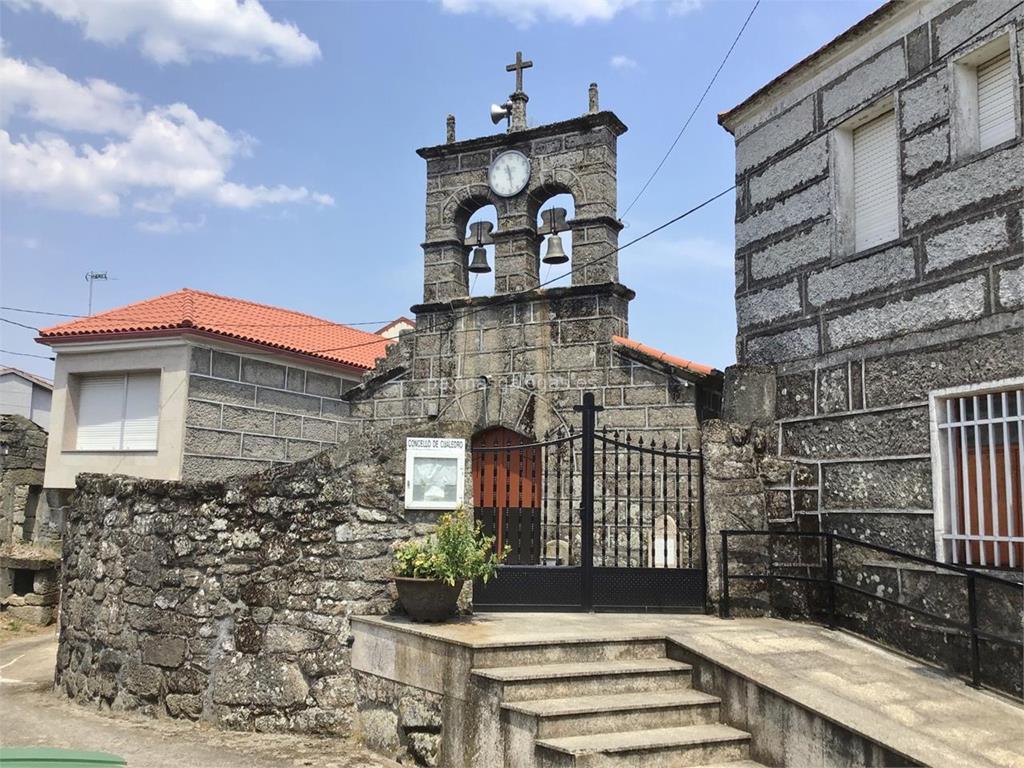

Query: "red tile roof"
<box><xmin>37</xmin><ymin>288</ymin><xmax>392</xmax><ymax>371</ymax></box>
<box><xmin>612</xmin><ymin>336</ymin><xmax>719</xmax><ymax>378</ymax></box>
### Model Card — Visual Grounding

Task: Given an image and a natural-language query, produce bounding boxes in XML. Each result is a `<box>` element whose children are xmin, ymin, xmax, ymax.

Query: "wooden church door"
<box><xmin>472</xmin><ymin>427</ymin><xmax>542</xmax><ymax>565</ymax></box>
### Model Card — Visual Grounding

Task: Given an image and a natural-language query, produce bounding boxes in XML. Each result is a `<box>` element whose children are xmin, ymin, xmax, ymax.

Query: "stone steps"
<box><xmin>472</xmin><ymin>643</ymin><xmax>769</xmax><ymax>768</ymax></box>
<box><xmin>535</xmin><ymin>724</ymin><xmax>753</xmax><ymax>767</ymax></box>
<box><xmin>503</xmin><ymin>689</ymin><xmax>721</xmax><ymax>737</ymax></box>
<box><xmin>473</xmin><ymin>658</ymin><xmax>692</xmax><ymax>701</ymax></box>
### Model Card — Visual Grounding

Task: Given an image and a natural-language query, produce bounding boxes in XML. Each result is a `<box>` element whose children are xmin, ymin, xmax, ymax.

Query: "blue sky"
<box><xmin>0</xmin><ymin>0</ymin><xmax>879</xmax><ymax>380</ymax></box>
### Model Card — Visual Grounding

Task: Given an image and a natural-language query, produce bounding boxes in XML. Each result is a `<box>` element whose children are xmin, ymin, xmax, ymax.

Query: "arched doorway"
<box><xmin>472</xmin><ymin>426</ymin><xmax>542</xmax><ymax>565</ymax></box>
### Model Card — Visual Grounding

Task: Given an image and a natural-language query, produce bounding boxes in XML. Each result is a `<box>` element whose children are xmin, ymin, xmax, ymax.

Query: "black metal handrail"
<box><xmin>719</xmin><ymin>529</ymin><xmax>1024</xmax><ymax>693</ymax></box>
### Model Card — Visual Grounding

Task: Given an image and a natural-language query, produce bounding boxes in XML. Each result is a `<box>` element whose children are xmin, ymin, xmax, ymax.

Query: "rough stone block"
<box><xmin>256</xmin><ymin>388</ymin><xmax>323</xmax><ymax>418</ymax></box>
<box><xmin>305</xmin><ymin>372</ymin><xmax>341</xmax><ymax>399</ymax></box>
<box><xmin>925</xmin><ymin>214</ymin><xmax>1008</xmax><ymax>272</ymax></box>
<box><xmin>821</xmin><ymin>43</ymin><xmax>905</xmax><ymax>124</ymax></box>
<box><xmin>749</xmin><ymin>221</ymin><xmax>830</xmax><ymax>281</ymax></box>
<box><xmin>748</xmin><ymin>137</ymin><xmax>828</xmax><ymax>208</ymax></box>
<box><xmin>807</xmin><ymin>245</ymin><xmax>915</xmax><ymax>307</ymax></box>
<box><xmin>181</xmin><ymin>455</ymin><xmax>271</xmax><ymax>481</ymax></box>
<box><xmin>932</xmin><ymin>0</ymin><xmax>1020</xmax><ymax>58</ymax></box>
<box><xmin>210</xmin><ymin>657</ymin><xmax>309</xmax><ymax>707</ymax></box>
<box><xmin>211</xmin><ymin>352</ymin><xmax>241</xmax><ymax>380</ymax></box>
<box><xmin>736</xmin><ymin>96</ymin><xmax>815</xmax><ymax>172</ymax></box>
<box><xmin>302</xmin><ymin>418</ymin><xmax>338</xmax><ymax>442</ymax></box>
<box><xmin>141</xmin><ymin>634</ymin><xmax>187</xmax><ymax>668</ymax></box>
<box><xmin>185</xmin><ymin>400</ymin><xmax>221</xmax><ymax>428</ymax></box>
<box><xmin>899</xmin><ymin>71</ymin><xmax>948</xmax><ymax>135</ymax></box>
<box><xmin>826</xmin><ymin>276</ymin><xmax>987</xmax><ymax>350</ymax></box>
<box><xmin>737</xmin><ymin>280</ymin><xmax>802</xmax><ymax>328</ymax></box>
<box><xmin>184</xmin><ymin>428</ymin><xmax>241</xmax><ymax>457</ymax></box>
<box><xmin>736</xmin><ymin>181</ymin><xmax>830</xmax><ymax>249</ymax></box>
<box><xmin>242</xmin><ymin>434</ymin><xmax>287</xmax><ymax>461</ymax></box>
<box><xmin>241</xmin><ymin>359</ymin><xmax>287</xmax><ymax>389</ymax></box>
<box><xmin>188</xmin><ymin>375</ymin><xmax>256</xmax><ymax>407</ymax></box>
<box><xmin>903</xmin><ymin>144</ymin><xmax>1023</xmax><ymax>229</ymax></box>
<box><xmin>817</xmin><ymin>364</ymin><xmax>849</xmax><ymax>414</ymax></box>
<box><xmin>222</xmin><ymin>405</ymin><xmax>275</xmax><ymax>435</ymax></box>
<box><xmin>189</xmin><ymin>347</ymin><xmax>211</xmax><ymax>375</ymax></box>
<box><xmin>781</xmin><ymin>407</ymin><xmax>930</xmax><ymax>459</ymax></box>
<box><xmin>320</xmin><ymin>398</ymin><xmax>350</xmax><ymax>420</ymax></box>
<box><xmin>286</xmin><ymin>368</ymin><xmax>305</xmax><ymax>393</ymax></box>
<box><xmin>275</xmin><ymin>414</ymin><xmax>302</xmax><ymax>437</ymax></box>
<box><xmin>287</xmin><ymin>439</ymin><xmax>322</xmax><ymax>461</ymax></box>
<box><xmin>902</xmin><ymin>123</ymin><xmax>949</xmax><ymax>178</ymax></box>
<box><xmin>998</xmin><ymin>262</ymin><xmax>1023</xmax><ymax>309</ymax></box>
<box><xmin>822</xmin><ymin>459</ymin><xmax>932</xmax><ymax>509</ymax></box>
<box><xmin>745</xmin><ymin>325</ymin><xmax>820</xmax><ymax>364</ymax></box>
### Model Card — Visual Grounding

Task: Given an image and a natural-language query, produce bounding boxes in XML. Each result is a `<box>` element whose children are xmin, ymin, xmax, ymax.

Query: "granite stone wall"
<box><xmin>55</xmin><ymin>423</ymin><xmax>451</xmax><ymax>736</ymax></box>
<box><xmin>722</xmin><ymin>0</ymin><xmax>1024</xmax><ymax>563</ymax></box>
<box><xmin>1</xmin><ymin>415</ymin><xmax>48</xmax><ymax>545</ymax></box>
<box><xmin>183</xmin><ymin>345</ymin><xmax>360</xmax><ymax>482</ymax></box>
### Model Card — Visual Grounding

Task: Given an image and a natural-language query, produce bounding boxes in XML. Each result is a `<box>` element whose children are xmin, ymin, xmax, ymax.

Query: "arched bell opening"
<box><xmin>531</xmin><ymin>189</ymin><xmax>576</xmax><ymax>289</ymax></box>
<box><xmin>463</xmin><ymin>203</ymin><xmax>498</xmax><ymax>297</ymax></box>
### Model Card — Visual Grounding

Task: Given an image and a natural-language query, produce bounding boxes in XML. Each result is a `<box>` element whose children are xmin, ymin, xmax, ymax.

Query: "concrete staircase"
<box><xmin>469</xmin><ymin>638</ymin><xmax>767</xmax><ymax>768</ymax></box>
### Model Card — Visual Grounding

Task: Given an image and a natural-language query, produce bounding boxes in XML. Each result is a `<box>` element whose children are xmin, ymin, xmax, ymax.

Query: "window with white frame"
<box><xmin>74</xmin><ymin>372</ymin><xmax>160</xmax><ymax>451</ymax></box>
<box><xmin>932</xmin><ymin>382</ymin><xmax>1023</xmax><ymax>569</ymax></box>
<box><xmin>953</xmin><ymin>34</ymin><xmax>1018</xmax><ymax>157</ymax></box>
<box><xmin>852</xmin><ymin>110</ymin><xmax>899</xmax><ymax>252</ymax></box>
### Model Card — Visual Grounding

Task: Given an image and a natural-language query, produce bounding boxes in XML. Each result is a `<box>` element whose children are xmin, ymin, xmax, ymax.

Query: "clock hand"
<box><xmin>506</xmin><ymin>166</ymin><xmax>513</xmax><ymax>185</ymax></box>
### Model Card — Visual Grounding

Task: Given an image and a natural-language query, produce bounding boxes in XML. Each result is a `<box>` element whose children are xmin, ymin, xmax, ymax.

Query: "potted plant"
<box><xmin>393</xmin><ymin>506</ymin><xmax>506</xmax><ymax>622</ymax></box>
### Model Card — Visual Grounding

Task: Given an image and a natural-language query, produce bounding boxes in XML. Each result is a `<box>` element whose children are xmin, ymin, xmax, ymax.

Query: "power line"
<box><xmin>0</xmin><ymin>349</ymin><xmax>55</xmax><ymax>360</ymax></box>
<box><xmin>1</xmin><ymin>317</ymin><xmax>41</xmax><ymax>333</ymax></box>
<box><xmin>313</xmin><ymin>184</ymin><xmax>735</xmax><ymax>354</ymax></box>
<box><xmin>620</xmin><ymin>0</ymin><xmax>759</xmax><ymax>220</ymax></box>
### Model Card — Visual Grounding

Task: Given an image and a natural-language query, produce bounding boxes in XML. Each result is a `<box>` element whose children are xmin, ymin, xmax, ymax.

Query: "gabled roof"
<box><xmin>612</xmin><ymin>336</ymin><xmax>720</xmax><ymax>379</ymax></box>
<box><xmin>376</xmin><ymin>316</ymin><xmax>416</xmax><ymax>337</ymax></box>
<box><xmin>0</xmin><ymin>367</ymin><xmax>53</xmax><ymax>390</ymax></box>
<box><xmin>37</xmin><ymin>288</ymin><xmax>391</xmax><ymax>371</ymax></box>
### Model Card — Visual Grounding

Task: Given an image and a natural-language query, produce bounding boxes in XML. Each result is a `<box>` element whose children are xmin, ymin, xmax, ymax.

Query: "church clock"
<box><xmin>488</xmin><ymin>150</ymin><xmax>530</xmax><ymax>197</ymax></box>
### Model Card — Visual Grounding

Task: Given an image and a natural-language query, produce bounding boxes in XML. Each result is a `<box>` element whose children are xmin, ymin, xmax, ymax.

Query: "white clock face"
<box><xmin>488</xmin><ymin>151</ymin><xmax>531</xmax><ymax>197</ymax></box>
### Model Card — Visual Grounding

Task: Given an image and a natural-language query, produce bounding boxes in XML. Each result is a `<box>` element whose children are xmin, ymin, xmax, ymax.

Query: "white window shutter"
<box><xmin>76</xmin><ymin>375</ymin><xmax>126</xmax><ymax>450</ymax></box>
<box><xmin>122</xmin><ymin>372</ymin><xmax>160</xmax><ymax>450</ymax></box>
<box><xmin>853</xmin><ymin>111</ymin><xmax>899</xmax><ymax>252</ymax></box>
<box><xmin>977</xmin><ymin>50</ymin><xmax>1015</xmax><ymax>151</ymax></box>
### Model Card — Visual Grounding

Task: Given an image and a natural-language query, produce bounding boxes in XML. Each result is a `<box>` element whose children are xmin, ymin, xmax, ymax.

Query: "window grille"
<box><xmin>935</xmin><ymin>386</ymin><xmax>1023</xmax><ymax>568</ymax></box>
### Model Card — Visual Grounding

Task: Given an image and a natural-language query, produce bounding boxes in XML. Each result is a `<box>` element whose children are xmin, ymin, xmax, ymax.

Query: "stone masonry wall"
<box><xmin>183</xmin><ymin>345</ymin><xmax>360</xmax><ymax>482</ymax></box>
<box><xmin>723</xmin><ymin>0</ymin><xmax>1024</xmax><ymax>561</ymax></box>
<box><xmin>1</xmin><ymin>414</ymin><xmax>48</xmax><ymax>545</ymax></box>
<box><xmin>55</xmin><ymin>422</ymin><xmax>452</xmax><ymax>737</ymax></box>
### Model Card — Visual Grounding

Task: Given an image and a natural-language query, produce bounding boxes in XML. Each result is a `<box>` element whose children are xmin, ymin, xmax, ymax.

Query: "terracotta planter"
<box><xmin>394</xmin><ymin>576</ymin><xmax>464</xmax><ymax>622</ymax></box>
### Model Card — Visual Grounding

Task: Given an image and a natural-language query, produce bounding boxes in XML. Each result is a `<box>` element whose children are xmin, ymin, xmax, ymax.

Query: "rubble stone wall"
<box><xmin>55</xmin><ymin>423</ymin><xmax>456</xmax><ymax>737</ymax></box>
<box><xmin>1</xmin><ymin>414</ymin><xmax>49</xmax><ymax>545</ymax></box>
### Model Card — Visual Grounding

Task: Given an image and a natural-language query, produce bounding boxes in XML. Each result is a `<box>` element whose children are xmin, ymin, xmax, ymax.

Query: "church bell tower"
<box><xmin>416</xmin><ymin>52</ymin><xmax>628</xmax><ymax>302</ymax></box>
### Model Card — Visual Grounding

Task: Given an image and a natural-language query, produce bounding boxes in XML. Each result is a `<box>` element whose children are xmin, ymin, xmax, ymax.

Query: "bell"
<box><xmin>542</xmin><ymin>233</ymin><xmax>568</xmax><ymax>265</ymax></box>
<box><xmin>468</xmin><ymin>246</ymin><xmax>491</xmax><ymax>274</ymax></box>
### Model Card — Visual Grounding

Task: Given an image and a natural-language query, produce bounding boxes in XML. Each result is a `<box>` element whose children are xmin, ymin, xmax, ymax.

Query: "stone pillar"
<box><xmin>422</xmin><ymin>239</ymin><xmax>469</xmax><ymax>303</ymax></box>
<box><xmin>508</xmin><ymin>92</ymin><xmax>528</xmax><ymax>133</ymax></box>
<box><xmin>570</xmin><ymin>216</ymin><xmax>622</xmax><ymax>285</ymax></box>
<box><xmin>492</xmin><ymin>220</ymin><xmax>540</xmax><ymax>294</ymax></box>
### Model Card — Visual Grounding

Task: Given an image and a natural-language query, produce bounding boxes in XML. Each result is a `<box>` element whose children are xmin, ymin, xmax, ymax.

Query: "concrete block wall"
<box><xmin>183</xmin><ymin>346</ymin><xmax>359</xmax><ymax>481</ymax></box>
<box><xmin>722</xmin><ymin>0</ymin><xmax>1024</xmax><ymax>558</ymax></box>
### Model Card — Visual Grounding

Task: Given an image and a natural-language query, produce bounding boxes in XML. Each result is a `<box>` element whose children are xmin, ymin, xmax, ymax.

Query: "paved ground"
<box><xmin>357</xmin><ymin>612</ymin><xmax>1024</xmax><ymax>768</ymax></box>
<box><xmin>0</xmin><ymin>632</ymin><xmax>399</xmax><ymax>768</ymax></box>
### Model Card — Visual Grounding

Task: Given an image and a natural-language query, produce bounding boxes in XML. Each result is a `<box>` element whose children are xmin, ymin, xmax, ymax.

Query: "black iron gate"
<box><xmin>473</xmin><ymin>392</ymin><xmax>706</xmax><ymax>612</ymax></box>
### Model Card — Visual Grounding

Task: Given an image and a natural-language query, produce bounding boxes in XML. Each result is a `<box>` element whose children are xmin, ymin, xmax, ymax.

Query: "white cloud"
<box><xmin>610</xmin><ymin>54</ymin><xmax>638</xmax><ymax>70</ymax></box>
<box><xmin>668</xmin><ymin>0</ymin><xmax>703</xmax><ymax>16</ymax></box>
<box><xmin>136</xmin><ymin>213</ymin><xmax>205</xmax><ymax>234</ymax></box>
<box><xmin>440</xmin><ymin>0</ymin><xmax>642</xmax><ymax>26</ymax></box>
<box><xmin>10</xmin><ymin>0</ymin><xmax>320</xmax><ymax>65</ymax></box>
<box><xmin>0</xmin><ymin>53</ymin><xmax>333</xmax><ymax>218</ymax></box>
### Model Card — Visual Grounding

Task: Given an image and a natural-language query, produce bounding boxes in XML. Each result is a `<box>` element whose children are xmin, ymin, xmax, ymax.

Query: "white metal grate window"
<box><xmin>75</xmin><ymin>372</ymin><xmax>160</xmax><ymax>451</ymax></box>
<box><xmin>852</xmin><ymin>110</ymin><xmax>899</xmax><ymax>252</ymax></box>
<box><xmin>977</xmin><ymin>49</ymin><xmax>1015</xmax><ymax>151</ymax></box>
<box><xmin>935</xmin><ymin>386</ymin><xmax>1023</xmax><ymax>569</ymax></box>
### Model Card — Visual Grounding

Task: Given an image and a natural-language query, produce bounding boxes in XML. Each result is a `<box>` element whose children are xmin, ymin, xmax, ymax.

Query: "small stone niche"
<box><xmin>0</xmin><ymin>549</ymin><xmax>60</xmax><ymax>625</ymax></box>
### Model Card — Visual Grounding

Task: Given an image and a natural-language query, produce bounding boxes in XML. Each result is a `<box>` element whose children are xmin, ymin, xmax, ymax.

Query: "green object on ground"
<box><xmin>0</xmin><ymin>747</ymin><xmax>126</xmax><ymax>767</ymax></box>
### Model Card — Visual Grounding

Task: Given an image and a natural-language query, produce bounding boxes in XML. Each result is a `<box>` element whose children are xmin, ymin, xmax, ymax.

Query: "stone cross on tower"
<box><xmin>505</xmin><ymin>51</ymin><xmax>532</xmax><ymax>132</ymax></box>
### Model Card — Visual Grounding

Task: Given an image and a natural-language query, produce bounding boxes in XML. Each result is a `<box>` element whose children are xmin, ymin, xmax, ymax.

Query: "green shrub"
<box><xmin>394</xmin><ymin>506</ymin><xmax>507</xmax><ymax>585</ymax></box>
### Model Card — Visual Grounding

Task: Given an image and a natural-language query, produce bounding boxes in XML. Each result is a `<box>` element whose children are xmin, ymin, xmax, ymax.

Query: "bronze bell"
<box><xmin>468</xmin><ymin>246</ymin><xmax>491</xmax><ymax>273</ymax></box>
<box><xmin>542</xmin><ymin>233</ymin><xmax>568</xmax><ymax>265</ymax></box>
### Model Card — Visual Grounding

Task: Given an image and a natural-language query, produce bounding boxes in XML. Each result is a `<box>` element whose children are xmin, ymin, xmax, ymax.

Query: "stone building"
<box><xmin>713</xmin><ymin>0</ymin><xmax>1023</xmax><ymax>692</ymax></box>
<box><xmin>718</xmin><ymin>0</ymin><xmax>1023</xmax><ymax>565</ymax></box>
<box><xmin>37</xmin><ymin>288</ymin><xmax>393</xmax><ymax>489</ymax></box>
<box><xmin>347</xmin><ymin>79</ymin><xmax>722</xmax><ymax>450</ymax></box>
